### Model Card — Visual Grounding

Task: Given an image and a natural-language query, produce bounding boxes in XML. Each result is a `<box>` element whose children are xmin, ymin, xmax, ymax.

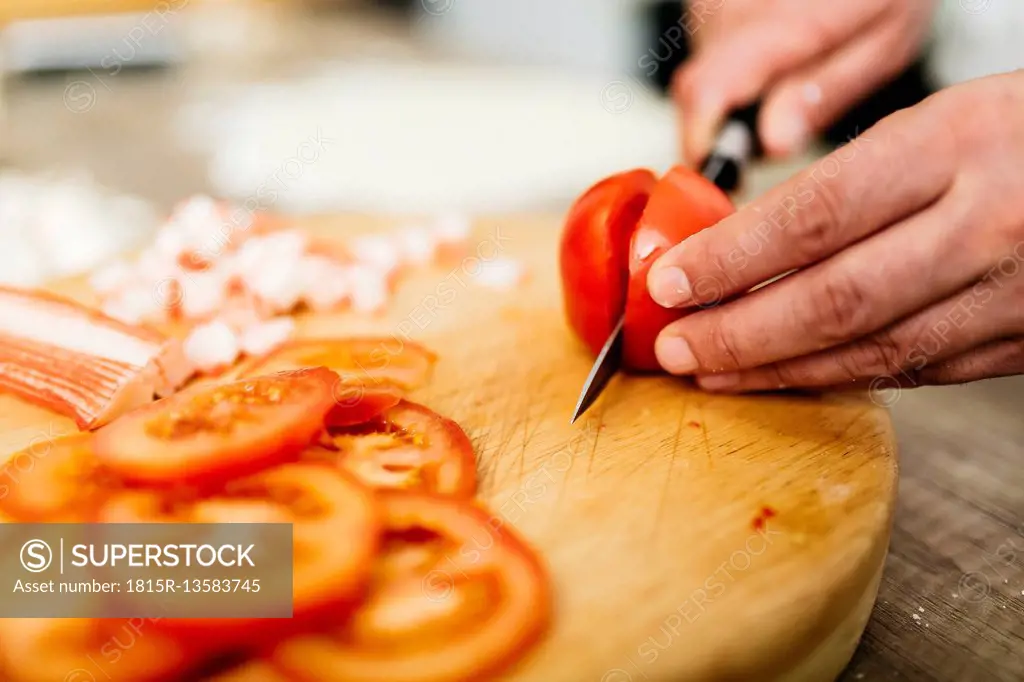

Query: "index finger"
<box><xmin>648</xmin><ymin>104</ymin><xmax>957</xmax><ymax>311</ymax></box>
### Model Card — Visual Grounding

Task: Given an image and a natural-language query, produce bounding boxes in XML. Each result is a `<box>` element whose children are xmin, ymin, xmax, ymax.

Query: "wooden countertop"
<box><xmin>1</xmin><ymin>6</ymin><xmax>1022</xmax><ymax>681</ymax></box>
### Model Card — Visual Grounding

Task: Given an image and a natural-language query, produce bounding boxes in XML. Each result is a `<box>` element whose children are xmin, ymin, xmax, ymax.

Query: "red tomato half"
<box><xmin>559</xmin><ymin>169</ymin><xmax>656</xmax><ymax>357</ymax></box>
<box><xmin>560</xmin><ymin>165</ymin><xmax>734</xmax><ymax>370</ymax></box>
<box><xmin>265</xmin><ymin>491</ymin><xmax>552</xmax><ymax>682</ymax></box>
<box><xmin>0</xmin><ymin>434</ymin><xmax>119</xmax><ymax>522</ymax></box>
<box><xmin>308</xmin><ymin>400</ymin><xmax>477</xmax><ymax>498</ymax></box>
<box><xmin>246</xmin><ymin>339</ymin><xmax>437</xmax><ymax>391</ymax></box>
<box><xmin>97</xmin><ymin>463</ymin><xmax>380</xmax><ymax>645</ymax></box>
<box><xmin>624</xmin><ymin>165</ymin><xmax>735</xmax><ymax>369</ymax></box>
<box><xmin>92</xmin><ymin>368</ymin><xmax>337</xmax><ymax>487</ymax></box>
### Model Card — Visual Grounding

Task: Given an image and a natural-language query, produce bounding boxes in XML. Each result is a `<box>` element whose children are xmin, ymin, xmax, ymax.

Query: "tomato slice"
<box><xmin>92</xmin><ymin>368</ymin><xmax>338</xmax><ymax>487</ymax></box>
<box><xmin>0</xmin><ymin>434</ymin><xmax>120</xmax><ymax>522</ymax></box>
<box><xmin>559</xmin><ymin>169</ymin><xmax>657</xmax><ymax>357</ymax></box>
<box><xmin>205</xmin><ymin>660</ymin><xmax>292</xmax><ymax>682</ymax></box>
<box><xmin>326</xmin><ymin>381</ymin><xmax>405</xmax><ymax>428</ymax></box>
<box><xmin>0</xmin><ymin>530</ymin><xmax>190</xmax><ymax>682</ymax></box>
<box><xmin>265</xmin><ymin>491</ymin><xmax>552</xmax><ymax>682</ymax></box>
<box><xmin>245</xmin><ymin>339</ymin><xmax>437</xmax><ymax>392</ymax></box>
<box><xmin>0</xmin><ymin>614</ymin><xmax>191</xmax><ymax>682</ymax></box>
<box><xmin>307</xmin><ymin>401</ymin><xmax>477</xmax><ymax>498</ymax></box>
<box><xmin>96</xmin><ymin>463</ymin><xmax>380</xmax><ymax>645</ymax></box>
<box><xmin>624</xmin><ymin>165</ymin><xmax>735</xmax><ymax>369</ymax></box>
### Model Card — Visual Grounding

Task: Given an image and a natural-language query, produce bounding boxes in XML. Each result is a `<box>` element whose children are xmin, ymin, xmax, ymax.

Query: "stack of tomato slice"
<box><xmin>0</xmin><ymin>339</ymin><xmax>551</xmax><ymax>682</ymax></box>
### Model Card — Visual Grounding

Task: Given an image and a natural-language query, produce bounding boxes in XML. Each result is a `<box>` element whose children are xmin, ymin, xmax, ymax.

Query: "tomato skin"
<box><xmin>92</xmin><ymin>368</ymin><xmax>338</xmax><ymax>488</ymax></box>
<box><xmin>313</xmin><ymin>400</ymin><xmax>477</xmax><ymax>498</ymax></box>
<box><xmin>559</xmin><ymin>169</ymin><xmax>657</xmax><ymax>357</ymax></box>
<box><xmin>623</xmin><ymin>165</ymin><xmax>734</xmax><ymax>369</ymax></box>
<box><xmin>0</xmin><ymin>615</ymin><xmax>194</xmax><ymax>682</ymax></box>
<box><xmin>559</xmin><ymin>166</ymin><xmax>733</xmax><ymax>370</ymax></box>
<box><xmin>0</xmin><ymin>434</ymin><xmax>119</xmax><ymax>522</ymax></box>
<box><xmin>97</xmin><ymin>463</ymin><xmax>381</xmax><ymax>648</ymax></box>
<box><xmin>326</xmin><ymin>382</ymin><xmax>405</xmax><ymax>428</ymax></box>
<box><xmin>267</xmin><ymin>491</ymin><xmax>551</xmax><ymax>682</ymax></box>
<box><xmin>246</xmin><ymin>339</ymin><xmax>437</xmax><ymax>392</ymax></box>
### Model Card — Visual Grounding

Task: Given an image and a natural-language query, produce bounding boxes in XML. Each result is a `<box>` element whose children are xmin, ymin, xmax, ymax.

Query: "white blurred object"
<box><xmin>178</xmin><ymin>62</ymin><xmax>676</xmax><ymax>214</ymax></box>
<box><xmin>0</xmin><ymin>12</ymin><xmax>183</xmax><ymax>73</ymax></box>
<box><xmin>928</xmin><ymin>1</ymin><xmax>1024</xmax><ymax>86</ymax></box>
<box><xmin>238</xmin><ymin>317</ymin><xmax>295</xmax><ymax>357</ymax></box>
<box><xmin>0</xmin><ymin>172</ymin><xmax>158</xmax><ymax>287</ymax></box>
<box><xmin>183</xmin><ymin>320</ymin><xmax>240</xmax><ymax>373</ymax></box>
<box><xmin>415</xmin><ymin>0</ymin><xmax>646</xmax><ymax>76</ymax></box>
<box><xmin>471</xmin><ymin>257</ymin><xmax>527</xmax><ymax>290</ymax></box>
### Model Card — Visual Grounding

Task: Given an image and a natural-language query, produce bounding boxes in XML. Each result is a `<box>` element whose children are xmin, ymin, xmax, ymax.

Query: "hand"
<box><xmin>647</xmin><ymin>71</ymin><xmax>1024</xmax><ymax>394</ymax></box>
<box><xmin>674</xmin><ymin>0</ymin><xmax>936</xmax><ymax>164</ymax></box>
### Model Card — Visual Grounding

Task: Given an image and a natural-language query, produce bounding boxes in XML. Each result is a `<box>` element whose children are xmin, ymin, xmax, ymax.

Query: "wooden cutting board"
<box><xmin>0</xmin><ymin>214</ymin><xmax>899</xmax><ymax>682</ymax></box>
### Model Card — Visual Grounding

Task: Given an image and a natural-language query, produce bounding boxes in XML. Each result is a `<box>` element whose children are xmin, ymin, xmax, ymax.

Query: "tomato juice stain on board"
<box><xmin>751</xmin><ymin>506</ymin><xmax>778</xmax><ymax>532</ymax></box>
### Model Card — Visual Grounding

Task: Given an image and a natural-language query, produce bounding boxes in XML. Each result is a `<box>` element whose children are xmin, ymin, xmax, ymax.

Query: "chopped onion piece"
<box><xmin>349</xmin><ymin>265</ymin><xmax>389</xmax><ymax>313</ymax></box>
<box><xmin>471</xmin><ymin>258</ymin><xmax>526</xmax><ymax>290</ymax></box>
<box><xmin>350</xmin><ymin>234</ymin><xmax>401</xmax><ymax>273</ymax></box>
<box><xmin>300</xmin><ymin>256</ymin><xmax>351</xmax><ymax>311</ymax></box>
<box><xmin>183</xmin><ymin>320</ymin><xmax>240</xmax><ymax>373</ymax></box>
<box><xmin>180</xmin><ymin>271</ymin><xmax>228</xmax><ymax>320</ymax></box>
<box><xmin>89</xmin><ymin>262</ymin><xmax>137</xmax><ymax>296</ymax></box>
<box><xmin>238</xmin><ymin>317</ymin><xmax>295</xmax><ymax>357</ymax></box>
<box><xmin>396</xmin><ymin>226</ymin><xmax>436</xmax><ymax>265</ymax></box>
<box><xmin>432</xmin><ymin>213</ymin><xmax>472</xmax><ymax>243</ymax></box>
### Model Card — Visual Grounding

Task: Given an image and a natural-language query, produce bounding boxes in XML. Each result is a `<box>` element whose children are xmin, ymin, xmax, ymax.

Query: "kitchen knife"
<box><xmin>570</xmin><ymin>105</ymin><xmax>759</xmax><ymax>424</ymax></box>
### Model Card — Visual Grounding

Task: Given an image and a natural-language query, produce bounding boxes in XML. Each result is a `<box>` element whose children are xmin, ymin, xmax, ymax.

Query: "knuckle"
<box><xmin>702</xmin><ymin>317</ymin><xmax>746</xmax><ymax>371</ymax></box>
<box><xmin>808</xmin><ymin>271</ymin><xmax>872</xmax><ymax>343</ymax></box>
<box><xmin>790</xmin><ymin>179</ymin><xmax>846</xmax><ymax>261</ymax></box>
<box><xmin>838</xmin><ymin>329</ymin><xmax>906</xmax><ymax>381</ymax></box>
<box><xmin>689</xmin><ymin>249</ymin><xmax>733</xmax><ymax>305</ymax></box>
<box><xmin>763</xmin><ymin>361</ymin><xmax>806</xmax><ymax>389</ymax></box>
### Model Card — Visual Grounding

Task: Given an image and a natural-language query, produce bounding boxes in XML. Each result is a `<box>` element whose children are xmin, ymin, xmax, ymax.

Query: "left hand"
<box><xmin>646</xmin><ymin>70</ymin><xmax>1024</xmax><ymax>394</ymax></box>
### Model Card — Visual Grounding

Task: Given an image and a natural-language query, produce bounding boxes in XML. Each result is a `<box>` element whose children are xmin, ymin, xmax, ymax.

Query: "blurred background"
<box><xmin>0</xmin><ymin>0</ymin><xmax>1021</xmax><ymax>287</ymax></box>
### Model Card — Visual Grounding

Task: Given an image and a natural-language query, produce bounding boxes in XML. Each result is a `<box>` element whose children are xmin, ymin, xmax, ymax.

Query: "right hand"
<box><xmin>673</xmin><ymin>0</ymin><xmax>937</xmax><ymax>165</ymax></box>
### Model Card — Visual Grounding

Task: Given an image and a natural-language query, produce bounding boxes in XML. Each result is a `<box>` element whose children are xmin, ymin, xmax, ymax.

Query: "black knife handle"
<box><xmin>698</xmin><ymin>102</ymin><xmax>762</xmax><ymax>194</ymax></box>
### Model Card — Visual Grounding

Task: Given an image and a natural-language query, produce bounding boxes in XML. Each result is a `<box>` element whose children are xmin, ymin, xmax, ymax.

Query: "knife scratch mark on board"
<box><xmin>471</xmin><ymin>430</ymin><xmax>496</xmax><ymax>496</ymax></box>
<box><xmin>585</xmin><ymin>403</ymin><xmax>605</xmax><ymax>478</ymax></box>
<box><xmin>652</xmin><ymin>406</ymin><xmax>688</xmax><ymax>541</ymax></box>
<box><xmin>699</xmin><ymin>408</ymin><xmax>712</xmax><ymax>469</ymax></box>
<box><xmin>617</xmin><ymin>437</ymin><xmax>666</xmax><ymax>482</ymax></box>
<box><xmin>487</xmin><ymin>369</ymin><xmax>519</xmax><ymax>486</ymax></box>
<box><xmin>513</xmin><ymin>381</ymin><xmax>547</xmax><ymax>485</ymax></box>
<box><xmin>511</xmin><ymin>391</ymin><xmax>532</xmax><ymax>486</ymax></box>
<box><xmin>552</xmin><ymin>417</ymin><xmax>595</xmax><ymax>512</ymax></box>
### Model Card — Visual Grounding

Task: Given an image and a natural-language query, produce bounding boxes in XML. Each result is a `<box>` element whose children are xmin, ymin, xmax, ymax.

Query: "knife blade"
<box><xmin>569</xmin><ymin>106</ymin><xmax>759</xmax><ymax>424</ymax></box>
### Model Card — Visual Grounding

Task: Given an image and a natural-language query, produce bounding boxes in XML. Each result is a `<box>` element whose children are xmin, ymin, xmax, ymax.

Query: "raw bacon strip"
<box><xmin>0</xmin><ymin>287</ymin><xmax>193</xmax><ymax>428</ymax></box>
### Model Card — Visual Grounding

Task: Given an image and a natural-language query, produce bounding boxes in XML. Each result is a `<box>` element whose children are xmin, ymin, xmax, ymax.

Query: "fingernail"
<box><xmin>764</xmin><ymin>109</ymin><xmax>809</xmax><ymax>156</ymax></box>
<box><xmin>656</xmin><ymin>336</ymin><xmax>698</xmax><ymax>375</ymax></box>
<box><xmin>648</xmin><ymin>266</ymin><xmax>692</xmax><ymax>308</ymax></box>
<box><xmin>698</xmin><ymin>373</ymin><xmax>740</xmax><ymax>391</ymax></box>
